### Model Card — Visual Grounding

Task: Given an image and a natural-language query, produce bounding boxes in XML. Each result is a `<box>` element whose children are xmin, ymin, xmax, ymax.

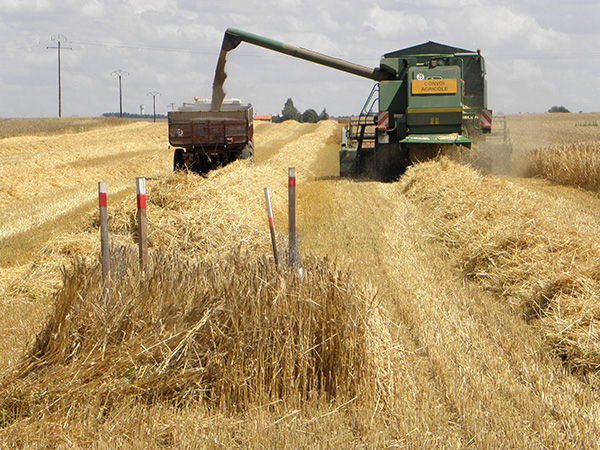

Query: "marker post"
<box><xmin>288</xmin><ymin>167</ymin><xmax>296</xmax><ymax>266</ymax></box>
<box><xmin>98</xmin><ymin>181</ymin><xmax>110</xmax><ymax>283</ymax></box>
<box><xmin>136</xmin><ymin>177</ymin><xmax>148</xmax><ymax>269</ymax></box>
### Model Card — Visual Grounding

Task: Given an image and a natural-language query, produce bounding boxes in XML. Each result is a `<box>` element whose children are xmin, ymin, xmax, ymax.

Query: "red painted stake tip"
<box><xmin>98</xmin><ymin>182</ymin><xmax>107</xmax><ymax>207</ymax></box>
<box><xmin>137</xmin><ymin>194</ymin><xmax>147</xmax><ymax>210</ymax></box>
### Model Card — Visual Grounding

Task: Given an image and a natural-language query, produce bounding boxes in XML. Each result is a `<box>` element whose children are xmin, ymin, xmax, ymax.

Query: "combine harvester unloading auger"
<box><xmin>217</xmin><ymin>28</ymin><xmax>512</xmax><ymax>181</ymax></box>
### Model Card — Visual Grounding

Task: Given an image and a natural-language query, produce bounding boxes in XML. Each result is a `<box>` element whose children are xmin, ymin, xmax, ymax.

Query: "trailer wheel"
<box><xmin>174</xmin><ymin>148</ymin><xmax>184</xmax><ymax>171</ymax></box>
<box><xmin>196</xmin><ymin>154</ymin><xmax>214</xmax><ymax>174</ymax></box>
<box><xmin>242</xmin><ymin>141</ymin><xmax>254</xmax><ymax>160</ymax></box>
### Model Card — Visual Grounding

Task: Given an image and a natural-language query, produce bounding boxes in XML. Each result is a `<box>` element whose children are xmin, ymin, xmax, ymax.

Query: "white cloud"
<box><xmin>362</xmin><ymin>6</ymin><xmax>430</xmax><ymax>40</ymax></box>
<box><xmin>0</xmin><ymin>0</ymin><xmax>54</xmax><ymax>13</ymax></box>
<box><xmin>467</xmin><ymin>4</ymin><xmax>570</xmax><ymax>53</ymax></box>
<box><xmin>81</xmin><ymin>0</ymin><xmax>106</xmax><ymax>17</ymax></box>
<box><xmin>0</xmin><ymin>0</ymin><xmax>598</xmax><ymax>117</ymax></box>
<box><xmin>130</xmin><ymin>0</ymin><xmax>175</xmax><ymax>14</ymax></box>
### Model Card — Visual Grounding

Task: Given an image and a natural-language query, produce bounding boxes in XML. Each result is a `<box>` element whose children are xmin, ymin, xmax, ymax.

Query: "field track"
<box><xmin>1</xmin><ymin>117</ymin><xmax>600</xmax><ymax>447</ymax></box>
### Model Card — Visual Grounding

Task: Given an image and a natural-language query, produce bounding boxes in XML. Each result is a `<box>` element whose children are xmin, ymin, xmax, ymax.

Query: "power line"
<box><xmin>490</xmin><ymin>52</ymin><xmax>600</xmax><ymax>61</ymax></box>
<box><xmin>55</xmin><ymin>37</ymin><xmax>600</xmax><ymax>66</ymax></box>
<box><xmin>65</xmin><ymin>49</ymin><xmax>106</xmax><ymax>83</ymax></box>
<box><xmin>68</xmin><ymin>38</ymin><xmax>331</xmax><ymax>60</ymax></box>
<box><xmin>71</xmin><ymin>39</ymin><xmax>216</xmax><ymax>55</ymax></box>
<box><xmin>0</xmin><ymin>43</ymin><xmax>40</xmax><ymax>52</ymax></box>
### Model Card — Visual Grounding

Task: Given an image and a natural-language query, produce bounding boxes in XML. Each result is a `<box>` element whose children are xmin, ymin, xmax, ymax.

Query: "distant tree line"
<box><xmin>271</xmin><ymin>98</ymin><xmax>330</xmax><ymax>123</ymax></box>
<box><xmin>102</xmin><ymin>112</ymin><xmax>168</xmax><ymax>119</ymax></box>
<box><xmin>548</xmin><ymin>105</ymin><xmax>570</xmax><ymax>113</ymax></box>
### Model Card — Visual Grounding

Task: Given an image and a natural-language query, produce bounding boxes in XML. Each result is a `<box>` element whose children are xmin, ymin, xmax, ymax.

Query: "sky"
<box><xmin>0</xmin><ymin>0</ymin><xmax>599</xmax><ymax>118</ymax></box>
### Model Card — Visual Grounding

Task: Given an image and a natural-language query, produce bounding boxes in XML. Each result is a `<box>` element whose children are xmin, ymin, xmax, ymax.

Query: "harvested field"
<box><xmin>1</xmin><ymin>115</ymin><xmax>600</xmax><ymax>447</ymax></box>
<box><xmin>0</xmin><ymin>117</ymin><xmax>127</xmax><ymax>139</ymax></box>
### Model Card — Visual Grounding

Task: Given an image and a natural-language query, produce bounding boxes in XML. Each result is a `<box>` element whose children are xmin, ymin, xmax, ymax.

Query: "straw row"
<box><xmin>403</xmin><ymin>159</ymin><xmax>600</xmax><ymax>380</ymax></box>
<box><xmin>0</xmin><ymin>246</ymin><xmax>385</xmax><ymax>427</ymax></box>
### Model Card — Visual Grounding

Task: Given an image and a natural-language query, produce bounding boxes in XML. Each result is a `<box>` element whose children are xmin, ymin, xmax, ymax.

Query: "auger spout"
<box><xmin>223</xmin><ymin>28</ymin><xmax>395</xmax><ymax>82</ymax></box>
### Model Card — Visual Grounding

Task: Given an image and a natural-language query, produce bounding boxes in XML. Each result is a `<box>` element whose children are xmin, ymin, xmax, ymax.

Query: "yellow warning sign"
<box><xmin>412</xmin><ymin>79</ymin><xmax>457</xmax><ymax>94</ymax></box>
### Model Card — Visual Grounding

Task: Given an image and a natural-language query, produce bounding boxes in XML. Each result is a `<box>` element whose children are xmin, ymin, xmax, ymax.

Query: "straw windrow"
<box><xmin>1</xmin><ymin>247</ymin><xmax>388</xmax><ymax>427</ymax></box>
<box><xmin>403</xmin><ymin>159</ymin><xmax>600</xmax><ymax>380</ymax></box>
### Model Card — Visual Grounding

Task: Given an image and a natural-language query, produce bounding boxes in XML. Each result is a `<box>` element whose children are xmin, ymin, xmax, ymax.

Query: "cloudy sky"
<box><xmin>1</xmin><ymin>0</ymin><xmax>598</xmax><ymax>118</ymax></box>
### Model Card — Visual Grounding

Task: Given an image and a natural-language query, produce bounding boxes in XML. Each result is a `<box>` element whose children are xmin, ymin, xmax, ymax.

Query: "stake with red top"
<box><xmin>288</xmin><ymin>167</ymin><xmax>297</xmax><ymax>266</ymax></box>
<box><xmin>136</xmin><ymin>177</ymin><xmax>148</xmax><ymax>269</ymax></box>
<box><xmin>98</xmin><ymin>182</ymin><xmax>110</xmax><ymax>282</ymax></box>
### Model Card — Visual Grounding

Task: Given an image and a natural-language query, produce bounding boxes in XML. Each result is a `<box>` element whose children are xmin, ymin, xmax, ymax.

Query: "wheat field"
<box><xmin>1</xmin><ymin>114</ymin><xmax>600</xmax><ymax>448</ymax></box>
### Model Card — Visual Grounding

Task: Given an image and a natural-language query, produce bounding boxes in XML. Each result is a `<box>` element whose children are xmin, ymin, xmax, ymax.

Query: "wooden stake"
<box><xmin>288</xmin><ymin>167</ymin><xmax>296</xmax><ymax>266</ymax></box>
<box><xmin>136</xmin><ymin>177</ymin><xmax>148</xmax><ymax>269</ymax></box>
<box><xmin>98</xmin><ymin>181</ymin><xmax>110</xmax><ymax>282</ymax></box>
<box><xmin>264</xmin><ymin>187</ymin><xmax>279</xmax><ymax>268</ymax></box>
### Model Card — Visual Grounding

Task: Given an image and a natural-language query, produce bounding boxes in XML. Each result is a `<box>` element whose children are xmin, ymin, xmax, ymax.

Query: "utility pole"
<box><xmin>111</xmin><ymin>70</ymin><xmax>129</xmax><ymax>118</ymax></box>
<box><xmin>46</xmin><ymin>35</ymin><xmax>71</xmax><ymax>118</ymax></box>
<box><xmin>147</xmin><ymin>92</ymin><xmax>161</xmax><ymax>122</ymax></box>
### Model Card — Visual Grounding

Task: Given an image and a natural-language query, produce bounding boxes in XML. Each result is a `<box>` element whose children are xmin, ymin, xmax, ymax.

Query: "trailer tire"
<box><xmin>174</xmin><ymin>148</ymin><xmax>184</xmax><ymax>171</ymax></box>
<box><xmin>241</xmin><ymin>141</ymin><xmax>254</xmax><ymax>160</ymax></box>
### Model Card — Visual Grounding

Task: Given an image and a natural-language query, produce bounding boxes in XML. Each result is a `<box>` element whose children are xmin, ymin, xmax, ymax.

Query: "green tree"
<box><xmin>318</xmin><ymin>108</ymin><xmax>330</xmax><ymax>121</ymax></box>
<box><xmin>281</xmin><ymin>98</ymin><xmax>301</xmax><ymax>122</ymax></box>
<box><xmin>302</xmin><ymin>108</ymin><xmax>319</xmax><ymax>123</ymax></box>
<box><xmin>548</xmin><ymin>105</ymin><xmax>570</xmax><ymax>113</ymax></box>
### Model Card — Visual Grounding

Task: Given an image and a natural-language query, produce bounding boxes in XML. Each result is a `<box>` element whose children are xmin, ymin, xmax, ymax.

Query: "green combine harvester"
<box><xmin>221</xmin><ymin>28</ymin><xmax>510</xmax><ymax>181</ymax></box>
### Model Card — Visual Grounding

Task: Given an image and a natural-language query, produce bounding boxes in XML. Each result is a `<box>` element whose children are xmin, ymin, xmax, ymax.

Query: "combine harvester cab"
<box><xmin>168</xmin><ymin>98</ymin><xmax>254</xmax><ymax>174</ymax></box>
<box><xmin>220</xmin><ymin>28</ymin><xmax>510</xmax><ymax>180</ymax></box>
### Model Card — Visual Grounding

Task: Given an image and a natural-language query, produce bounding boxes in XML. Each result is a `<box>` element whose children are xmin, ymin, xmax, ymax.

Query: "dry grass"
<box><xmin>0</xmin><ymin>120</ymin><xmax>412</xmax><ymax>448</ymax></box>
<box><xmin>403</xmin><ymin>158</ymin><xmax>600</xmax><ymax>381</ymax></box>
<box><xmin>528</xmin><ymin>141</ymin><xmax>600</xmax><ymax>192</ymax></box>
<box><xmin>0</xmin><ymin>117</ymin><xmax>127</xmax><ymax>139</ymax></box>
<box><xmin>0</xmin><ymin>121</ymin><xmax>169</xmax><ymax>243</ymax></box>
<box><xmin>0</xmin><ymin>121</ymin><xmax>174</xmax><ymax>380</ymax></box>
<box><xmin>0</xmin><ymin>248</ymin><xmax>388</xmax><ymax>435</ymax></box>
<box><xmin>298</xmin><ymin>159</ymin><xmax>600</xmax><ymax>447</ymax></box>
<box><xmin>67</xmin><ymin>120</ymin><xmax>340</xmax><ymax>265</ymax></box>
<box><xmin>4</xmin><ymin>116</ymin><xmax>600</xmax><ymax>447</ymax></box>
